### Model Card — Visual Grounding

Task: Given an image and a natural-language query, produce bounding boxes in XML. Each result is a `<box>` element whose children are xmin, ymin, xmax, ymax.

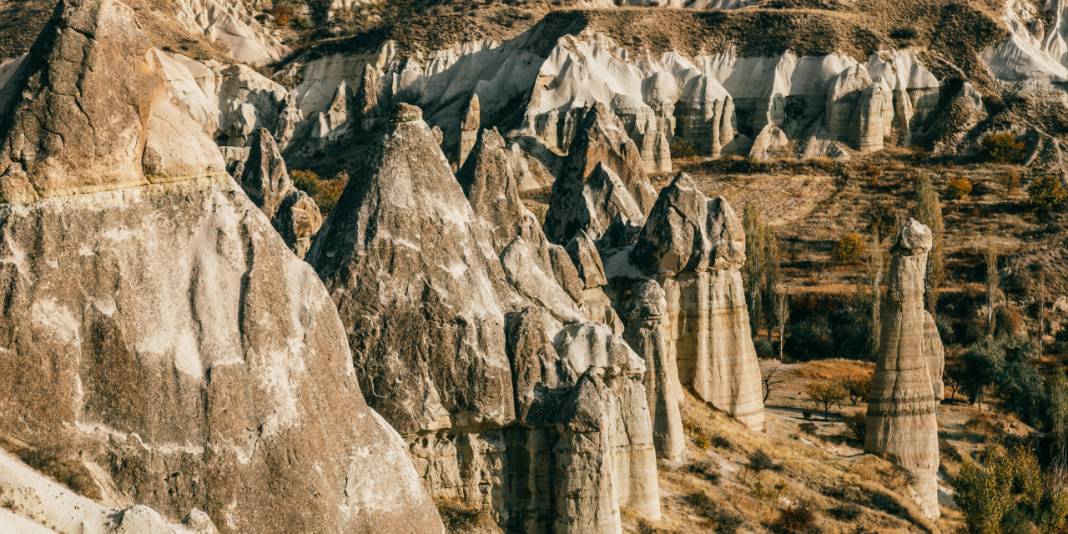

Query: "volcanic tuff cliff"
<box><xmin>308</xmin><ymin>103</ymin><xmax>661</xmax><ymax>533</ymax></box>
<box><xmin>865</xmin><ymin>219</ymin><xmax>944</xmax><ymax>520</ymax></box>
<box><xmin>0</xmin><ymin>1</ymin><xmax>442</xmax><ymax>532</ymax></box>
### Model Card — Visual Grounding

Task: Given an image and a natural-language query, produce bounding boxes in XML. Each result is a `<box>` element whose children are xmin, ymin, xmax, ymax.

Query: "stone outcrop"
<box><xmin>865</xmin><ymin>219</ymin><xmax>942</xmax><ymax>519</ymax></box>
<box><xmin>238</xmin><ymin>129</ymin><xmax>323</xmax><ymax>257</ymax></box>
<box><xmin>310</xmin><ymin>103</ymin><xmax>659</xmax><ymax>532</ymax></box>
<box><xmin>458</xmin><ymin>93</ymin><xmax>481</xmax><ymax>168</ymax></box>
<box><xmin>618</xmin><ymin>280</ymin><xmax>685</xmax><ymax>463</ymax></box>
<box><xmin>610</xmin><ymin>174</ymin><xmax>764</xmax><ymax>432</ymax></box>
<box><xmin>0</xmin><ymin>2</ymin><xmax>444</xmax><ymax>533</ymax></box>
<box><xmin>610</xmin><ymin>94</ymin><xmax>672</xmax><ymax>174</ymax></box>
<box><xmin>825</xmin><ymin>64</ymin><xmax>893</xmax><ymax>153</ymax></box>
<box><xmin>544</xmin><ymin>104</ymin><xmax>657</xmax><ymax>245</ymax></box>
<box><xmin>675</xmin><ymin>75</ymin><xmax>736</xmax><ymax>158</ymax></box>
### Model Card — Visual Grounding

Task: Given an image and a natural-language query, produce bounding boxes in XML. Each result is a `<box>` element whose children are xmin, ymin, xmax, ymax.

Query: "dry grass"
<box><xmin>627</xmin><ymin>359</ymin><xmax>1043</xmax><ymax>533</ymax></box>
<box><xmin>626</xmin><ymin>390</ymin><xmax>940</xmax><ymax>534</ymax></box>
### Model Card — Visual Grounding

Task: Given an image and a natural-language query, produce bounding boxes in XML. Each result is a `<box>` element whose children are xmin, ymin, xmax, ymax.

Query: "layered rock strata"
<box><xmin>865</xmin><ymin>219</ymin><xmax>942</xmax><ymax>519</ymax></box>
<box><xmin>0</xmin><ymin>2</ymin><xmax>444</xmax><ymax>533</ymax></box>
<box><xmin>610</xmin><ymin>174</ymin><xmax>764</xmax><ymax>431</ymax></box>
<box><xmin>238</xmin><ymin>129</ymin><xmax>323</xmax><ymax>257</ymax></box>
<box><xmin>310</xmin><ymin>104</ymin><xmax>660</xmax><ymax>532</ymax></box>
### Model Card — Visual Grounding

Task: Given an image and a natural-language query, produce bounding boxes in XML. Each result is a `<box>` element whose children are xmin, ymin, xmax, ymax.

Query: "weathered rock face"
<box><xmin>543</xmin><ymin>104</ymin><xmax>657</xmax><ymax>245</ymax></box>
<box><xmin>458</xmin><ymin>93</ymin><xmax>481</xmax><ymax>168</ymax></box>
<box><xmin>0</xmin><ymin>2</ymin><xmax>445</xmax><ymax>533</ymax></box>
<box><xmin>865</xmin><ymin>219</ymin><xmax>941</xmax><ymax>519</ymax></box>
<box><xmin>310</xmin><ymin>104</ymin><xmax>660</xmax><ymax>532</ymax></box>
<box><xmin>825</xmin><ymin>65</ymin><xmax>893</xmax><ymax>153</ymax></box>
<box><xmin>612</xmin><ymin>174</ymin><xmax>764</xmax><ymax>431</ymax></box>
<box><xmin>675</xmin><ymin>75</ymin><xmax>736</xmax><ymax>158</ymax></box>
<box><xmin>0</xmin><ymin>448</ymin><xmax>216</xmax><ymax>533</ymax></box>
<box><xmin>618</xmin><ymin>280</ymin><xmax>685</xmax><ymax>463</ymax></box>
<box><xmin>238</xmin><ymin>129</ymin><xmax>323</xmax><ymax>257</ymax></box>
<box><xmin>610</xmin><ymin>94</ymin><xmax>672</xmax><ymax>174</ymax></box>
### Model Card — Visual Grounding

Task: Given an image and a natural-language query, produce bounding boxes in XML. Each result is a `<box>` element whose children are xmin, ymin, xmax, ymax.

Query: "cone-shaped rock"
<box><xmin>310</xmin><ymin>103</ymin><xmax>660</xmax><ymax>531</ymax></box>
<box><xmin>544</xmin><ymin>103</ymin><xmax>657</xmax><ymax>244</ymax></box>
<box><xmin>309</xmin><ymin>103</ymin><xmax>514</xmax><ymax>435</ymax></box>
<box><xmin>0</xmin><ymin>2</ymin><xmax>444</xmax><ymax>532</ymax></box>
<box><xmin>865</xmin><ymin>218</ymin><xmax>941</xmax><ymax>519</ymax></box>
<box><xmin>457</xmin><ymin>92</ymin><xmax>480</xmax><ymax>168</ymax></box>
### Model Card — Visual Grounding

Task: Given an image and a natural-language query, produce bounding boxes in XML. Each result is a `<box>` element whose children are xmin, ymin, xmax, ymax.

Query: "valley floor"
<box><xmin>625</xmin><ymin>359</ymin><xmax>1030</xmax><ymax>534</ymax></box>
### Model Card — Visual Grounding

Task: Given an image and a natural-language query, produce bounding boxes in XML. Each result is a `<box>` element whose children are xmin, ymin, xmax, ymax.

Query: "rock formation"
<box><xmin>865</xmin><ymin>219</ymin><xmax>941</xmax><ymax>519</ymax></box>
<box><xmin>0</xmin><ymin>2</ymin><xmax>444</xmax><ymax>532</ymax></box>
<box><xmin>618</xmin><ymin>279</ymin><xmax>685</xmax><ymax>463</ymax></box>
<box><xmin>238</xmin><ymin>129</ymin><xmax>323</xmax><ymax>257</ymax></box>
<box><xmin>544</xmin><ymin>103</ymin><xmax>657</xmax><ymax>245</ymax></box>
<box><xmin>675</xmin><ymin>75</ymin><xmax>736</xmax><ymax>158</ymax></box>
<box><xmin>610</xmin><ymin>174</ymin><xmax>764</xmax><ymax>431</ymax></box>
<box><xmin>610</xmin><ymin>94</ymin><xmax>672</xmax><ymax>173</ymax></box>
<box><xmin>458</xmin><ymin>93</ymin><xmax>481</xmax><ymax>168</ymax></box>
<box><xmin>310</xmin><ymin>103</ymin><xmax>660</xmax><ymax>532</ymax></box>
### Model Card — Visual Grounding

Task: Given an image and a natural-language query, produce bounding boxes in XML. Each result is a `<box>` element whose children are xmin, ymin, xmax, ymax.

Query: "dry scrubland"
<box><xmin>623</xmin><ymin>360</ymin><xmax>1029</xmax><ymax>534</ymax></box>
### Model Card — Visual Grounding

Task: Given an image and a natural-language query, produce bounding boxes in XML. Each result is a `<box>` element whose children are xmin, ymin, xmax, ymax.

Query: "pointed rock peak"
<box><xmin>240</xmin><ymin>128</ymin><xmax>293</xmax><ymax>217</ymax></box>
<box><xmin>707</xmin><ymin>196</ymin><xmax>746</xmax><ymax>270</ymax></box>
<box><xmin>458</xmin><ymin>128</ymin><xmax>516</xmax><ymax>205</ymax></box>
<box><xmin>461</xmin><ymin>93</ymin><xmax>481</xmax><ymax>131</ymax></box>
<box><xmin>0</xmin><ymin>0</ymin><xmax>223</xmax><ymax>203</ymax></box>
<box><xmin>566</xmin><ymin>230</ymin><xmax>608</xmax><ymax>289</ymax></box>
<box><xmin>894</xmin><ymin>218</ymin><xmax>933</xmax><ymax>255</ymax></box>
<box><xmin>631</xmin><ymin>173</ymin><xmax>711</xmax><ymax>276</ymax></box>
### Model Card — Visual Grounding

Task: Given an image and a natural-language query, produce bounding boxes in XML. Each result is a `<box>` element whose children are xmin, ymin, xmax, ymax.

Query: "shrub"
<box><xmin>843</xmin><ymin>376</ymin><xmax>871</xmax><ymax>405</ymax></box>
<box><xmin>786</xmin><ymin>315</ymin><xmax>834</xmax><ymax>360</ymax></box>
<box><xmin>670</xmin><ymin>138</ymin><xmax>700</xmax><ymax>159</ymax></box>
<box><xmin>683</xmin><ymin>492</ymin><xmax>745</xmax><ymax>533</ymax></box>
<box><xmin>291</xmin><ymin>169</ymin><xmax>348</xmax><ymax>216</ymax></box>
<box><xmin>1028</xmin><ymin>174</ymin><xmax>1068</xmax><ymax>214</ymax></box>
<box><xmin>980</xmin><ymin>133</ymin><xmax>1027</xmax><ymax>163</ymax></box>
<box><xmin>799</xmin><ymin>422</ymin><xmax>818</xmax><ymax>435</ymax></box>
<box><xmin>771</xmin><ymin>501</ymin><xmax>819</xmax><ymax>534</ymax></box>
<box><xmin>947</xmin><ymin>176</ymin><xmax>974</xmax><ymax>200</ymax></box>
<box><xmin>831</xmin><ymin>233</ymin><xmax>867</xmax><ymax>264</ymax></box>
<box><xmin>999</xmin><ymin>169</ymin><xmax>1023</xmax><ymax>192</ymax></box>
<box><xmin>828</xmin><ymin>503</ymin><xmax>862</xmax><ymax>521</ymax></box>
<box><xmin>889</xmin><ymin>27</ymin><xmax>918</xmax><ymax>40</ymax></box>
<box><xmin>749</xmin><ymin>449</ymin><xmax>780</xmax><ymax>472</ymax></box>
<box><xmin>754</xmin><ymin>337</ymin><xmax>775</xmax><ymax>358</ymax></box>
<box><xmin>688</xmin><ymin>460</ymin><xmax>721</xmax><ymax>484</ymax></box>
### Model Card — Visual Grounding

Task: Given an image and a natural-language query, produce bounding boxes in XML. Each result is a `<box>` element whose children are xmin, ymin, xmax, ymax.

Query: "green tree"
<box><xmin>914</xmin><ymin>176</ymin><xmax>945</xmax><ymax>317</ymax></box>
<box><xmin>804</xmin><ymin>381</ymin><xmax>847</xmax><ymax>420</ymax></box>
<box><xmin>1029</xmin><ymin>174</ymin><xmax>1068</xmax><ymax>214</ymax></box>
<box><xmin>743</xmin><ymin>205</ymin><xmax>781</xmax><ymax>344</ymax></box>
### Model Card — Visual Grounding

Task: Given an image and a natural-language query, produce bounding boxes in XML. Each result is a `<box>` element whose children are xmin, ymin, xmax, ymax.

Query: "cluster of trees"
<box><xmin>954</xmin><ymin>445</ymin><xmax>1068</xmax><ymax>534</ymax></box>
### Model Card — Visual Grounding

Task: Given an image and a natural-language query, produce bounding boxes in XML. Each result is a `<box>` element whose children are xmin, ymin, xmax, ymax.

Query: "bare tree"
<box><xmin>866</xmin><ymin>226</ymin><xmax>885</xmax><ymax>357</ymax></box>
<box><xmin>762</xmin><ymin>362</ymin><xmax>788</xmax><ymax>403</ymax></box>
<box><xmin>776</xmin><ymin>287</ymin><xmax>790</xmax><ymax>360</ymax></box>
<box><xmin>985</xmin><ymin>244</ymin><xmax>1000</xmax><ymax>338</ymax></box>
<box><xmin>1039</xmin><ymin>270</ymin><xmax>1047</xmax><ymax>355</ymax></box>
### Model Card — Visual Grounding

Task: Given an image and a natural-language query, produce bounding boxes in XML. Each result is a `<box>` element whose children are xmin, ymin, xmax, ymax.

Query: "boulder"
<box><xmin>865</xmin><ymin>219</ymin><xmax>941</xmax><ymax>519</ymax></box>
<box><xmin>0</xmin><ymin>2</ymin><xmax>444</xmax><ymax>533</ymax></box>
